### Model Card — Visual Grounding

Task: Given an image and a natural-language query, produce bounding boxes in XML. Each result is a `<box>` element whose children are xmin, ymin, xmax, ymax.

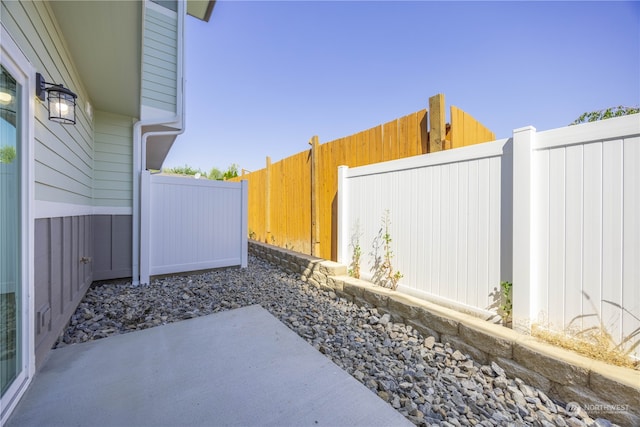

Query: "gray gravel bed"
<box><xmin>58</xmin><ymin>256</ymin><xmax>615</xmax><ymax>427</ymax></box>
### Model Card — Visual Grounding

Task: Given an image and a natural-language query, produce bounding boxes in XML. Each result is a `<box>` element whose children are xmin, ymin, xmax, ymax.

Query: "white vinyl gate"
<box><xmin>140</xmin><ymin>171</ymin><xmax>248</xmax><ymax>285</ymax></box>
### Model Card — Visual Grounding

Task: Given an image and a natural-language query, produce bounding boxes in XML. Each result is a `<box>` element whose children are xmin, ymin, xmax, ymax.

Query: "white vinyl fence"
<box><xmin>338</xmin><ymin>114</ymin><xmax>640</xmax><ymax>358</ymax></box>
<box><xmin>140</xmin><ymin>172</ymin><xmax>248</xmax><ymax>285</ymax></box>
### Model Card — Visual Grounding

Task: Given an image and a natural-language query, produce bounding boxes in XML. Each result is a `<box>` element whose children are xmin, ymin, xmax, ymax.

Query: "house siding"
<box><xmin>34</xmin><ymin>216</ymin><xmax>93</xmax><ymax>369</ymax></box>
<box><xmin>1</xmin><ymin>0</ymin><xmax>94</xmax><ymax>207</ymax></box>
<box><xmin>141</xmin><ymin>3</ymin><xmax>178</xmax><ymax>114</ymax></box>
<box><xmin>92</xmin><ymin>215</ymin><xmax>132</xmax><ymax>281</ymax></box>
<box><xmin>94</xmin><ymin>111</ymin><xmax>133</xmax><ymax>208</ymax></box>
<box><xmin>3</xmin><ymin>0</ymin><xmax>140</xmax><ymax>330</ymax></box>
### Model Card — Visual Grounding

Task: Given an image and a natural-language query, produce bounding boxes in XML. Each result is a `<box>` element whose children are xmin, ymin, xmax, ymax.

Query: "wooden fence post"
<box><xmin>265</xmin><ymin>156</ymin><xmax>272</xmax><ymax>244</ymax></box>
<box><xmin>310</xmin><ymin>136</ymin><xmax>320</xmax><ymax>256</ymax></box>
<box><xmin>429</xmin><ymin>94</ymin><xmax>445</xmax><ymax>152</ymax></box>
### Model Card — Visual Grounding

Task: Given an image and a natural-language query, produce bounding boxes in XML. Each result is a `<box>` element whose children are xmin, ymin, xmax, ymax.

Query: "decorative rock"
<box><xmin>565</xmin><ymin>417</ymin><xmax>586</xmax><ymax>427</ymax></box>
<box><xmin>423</xmin><ymin>336</ymin><xmax>436</xmax><ymax>349</ymax></box>
<box><xmin>452</xmin><ymin>350</ymin><xmax>466</xmax><ymax>361</ymax></box>
<box><xmin>59</xmin><ymin>255</ymin><xmax>618</xmax><ymax>427</ymax></box>
<box><xmin>379</xmin><ymin>313</ymin><xmax>391</xmax><ymax>326</ymax></box>
<box><xmin>493</xmin><ymin>376</ymin><xmax>509</xmax><ymax>389</ymax></box>
<box><xmin>491</xmin><ymin>361</ymin><xmax>506</xmax><ymax>377</ymax></box>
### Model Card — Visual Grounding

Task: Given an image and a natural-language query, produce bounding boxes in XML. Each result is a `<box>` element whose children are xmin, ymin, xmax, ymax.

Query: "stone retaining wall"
<box><xmin>249</xmin><ymin>241</ymin><xmax>640</xmax><ymax>425</ymax></box>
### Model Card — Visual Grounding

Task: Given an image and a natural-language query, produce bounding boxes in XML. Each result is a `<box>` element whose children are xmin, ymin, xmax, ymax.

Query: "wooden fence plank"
<box><xmin>398</xmin><ymin>114</ymin><xmax>409</xmax><ymax>158</ymax></box>
<box><xmin>419</xmin><ymin>109</ymin><xmax>428</xmax><ymax>154</ymax></box>
<box><xmin>383</xmin><ymin>118</ymin><xmax>398</xmax><ymax>160</ymax></box>
<box><xmin>407</xmin><ymin>112</ymin><xmax>419</xmax><ymax>157</ymax></box>
<box><xmin>265</xmin><ymin>156</ymin><xmax>272</xmax><ymax>243</ymax></box>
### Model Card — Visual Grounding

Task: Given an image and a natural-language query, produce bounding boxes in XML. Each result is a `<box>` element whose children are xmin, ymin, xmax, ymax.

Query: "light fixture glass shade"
<box><xmin>35</xmin><ymin>73</ymin><xmax>77</xmax><ymax>125</ymax></box>
<box><xmin>46</xmin><ymin>85</ymin><xmax>76</xmax><ymax>124</ymax></box>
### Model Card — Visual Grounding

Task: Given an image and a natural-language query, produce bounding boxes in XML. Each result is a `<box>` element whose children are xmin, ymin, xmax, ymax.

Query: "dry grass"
<box><xmin>532</xmin><ymin>324</ymin><xmax>640</xmax><ymax>370</ymax></box>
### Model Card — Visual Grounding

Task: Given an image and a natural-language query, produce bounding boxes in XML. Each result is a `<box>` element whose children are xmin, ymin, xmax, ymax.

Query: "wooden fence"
<box><xmin>232</xmin><ymin>93</ymin><xmax>495</xmax><ymax>260</ymax></box>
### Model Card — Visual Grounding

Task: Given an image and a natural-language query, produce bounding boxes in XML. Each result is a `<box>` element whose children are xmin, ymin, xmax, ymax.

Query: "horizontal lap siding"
<box><xmin>142</xmin><ymin>6</ymin><xmax>177</xmax><ymax>113</ymax></box>
<box><xmin>2</xmin><ymin>1</ymin><xmax>94</xmax><ymax>207</ymax></box>
<box><xmin>94</xmin><ymin>111</ymin><xmax>133</xmax><ymax>207</ymax></box>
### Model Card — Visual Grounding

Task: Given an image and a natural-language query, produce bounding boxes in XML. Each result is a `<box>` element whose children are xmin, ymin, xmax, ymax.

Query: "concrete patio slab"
<box><xmin>6</xmin><ymin>305</ymin><xmax>411</xmax><ymax>427</ymax></box>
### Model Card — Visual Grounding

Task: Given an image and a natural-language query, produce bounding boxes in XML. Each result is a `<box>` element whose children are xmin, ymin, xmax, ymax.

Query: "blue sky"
<box><xmin>164</xmin><ymin>0</ymin><xmax>640</xmax><ymax>174</ymax></box>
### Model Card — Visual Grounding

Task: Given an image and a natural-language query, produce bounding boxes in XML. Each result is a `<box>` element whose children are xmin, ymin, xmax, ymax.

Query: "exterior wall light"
<box><xmin>36</xmin><ymin>72</ymin><xmax>77</xmax><ymax>125</ymax></box>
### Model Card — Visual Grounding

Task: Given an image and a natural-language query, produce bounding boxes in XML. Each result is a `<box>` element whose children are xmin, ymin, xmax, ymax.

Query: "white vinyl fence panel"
<box><xmin>338</xmin><ymin>139</ymin><xmax>511</xmax><ymax>318</ymax></box>
<box><xmin>529</xmin><ymin>119</ymin><xmax>640</xmax><ymax>348</ymax></box>
<box><xmin>140</xmin><ymin>172</ymin><xmax>248</xmax><ymax>284</ymax></box>
<box><xmin>339</xmin><ymin>114</ymin><xmax>640</xmax><ymax>358</ymax></box>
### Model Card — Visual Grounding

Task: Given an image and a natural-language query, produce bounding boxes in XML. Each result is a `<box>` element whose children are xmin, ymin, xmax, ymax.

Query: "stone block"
<box><xmin>458</xmin><ymin>323</ymin><xmax>513</xmax><ymax>358</ymax></box>
<box><xmin>302</xmin><ymin>260</ymin><xmax>320</xmax><ymax>272</ymax></box>
<box><xmin>420</xmin><ymin>309</ymin><xmax>459</xmax><ymax>336</ymax></box>
<box><xmin>354</xmin><ymin>296</ymin><xmax>370</xmax><ymax>308</ymax></box>
<box><xmin>589</xmin><ymin>369</ymin><xmax>640</xmax><ymax>415</ymax></box>
<box><xmin>441</xmin><ymin>334</ymin><xmax>489</xmax><ymax>365</ymax></box>
<box><xmin>311</xmin><ymin>271</ymin><xmax>327</xmax><ymax>285</ymax></box>
<box><xmin>513</xmin><ymin>340</ymin><xmax>589</xmax><ymax>387</ymax></box>
<box><xmin>343</xmin><ymin>281</ymin><xmax>366</xmax><ymax>297</ymax></box>
<box><xmin>388</xmin><ymin>297</ymin><xmax>421</xmax><ymax>322</ymax></box>
<box><xmin>335</xmin><ymin>290</ymin><xmax>353</xmax><ymax>302</ymax></box>
<box><xmin>319</xmin><ymin>282</ymin><xmax>333</xmax><ymax>293</ymax></box>
<box><xmin>363</xmin><ymin>289</ymin><xmax>390</xmax><ymax>309</ymax></box>
<box><xmin>492</xmin><ymin>357</ymin><xmax>551</xmax><ymax>392</ymax></box>
<box><xmin>555</xmin><ymin>385</ymin><xmax>640</xmax><ymax>426</ymax></box>
<box><xmin>326</xmin><ymin>276</ymin><xmax>343</xmax><ymax>291</ymax></box>
<box><xmin>406</xmin><ymin>319</ymin><xmax>440</xmax><ymax>342</ymax></box>
<box><xmin>317</xmin><ymin>261</ymin><xmax>347</xmax><ymax>276</ymax></box>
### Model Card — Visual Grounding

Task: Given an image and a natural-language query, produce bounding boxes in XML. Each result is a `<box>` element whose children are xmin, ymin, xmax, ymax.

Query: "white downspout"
<box><xmin>132</xmin><ymin>117</ymin><xmax>186</xmax><ymax>286</ymax></box>
<box><xmin>138</xmin><ymin>125</ymin><xmax>185</xmax><ymax>286</ymax></box>
<box><xmin>132</xmin><ymin>103</ymin><xmax>186</xmax><ymax>286</ymax></box>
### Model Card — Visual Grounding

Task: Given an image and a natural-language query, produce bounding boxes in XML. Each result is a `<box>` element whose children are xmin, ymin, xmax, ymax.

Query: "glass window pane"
<box><xmin>0</xmin><ymin>64</ymin><xmax>21</xmax><ymax>397</ymax></box>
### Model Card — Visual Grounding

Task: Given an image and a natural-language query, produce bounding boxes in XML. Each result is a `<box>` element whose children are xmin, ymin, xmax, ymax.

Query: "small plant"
<box><xmin>570</xmin><ymin>106</ymin><xmax>639</xmax><ymax>125</ymax></box>
<box><xmin>499</xmin><ymin>281</ymin><xmax>513</xmax><ymax>324</ymax></box>
<box><xmin>348</xmin><ymin>221</ymin><xmax>362</xmax><ymax>278</ymax></box>
<box><xmin>248</xmin><ymin>230</ymin><xmax>256</xmax><ymax>240</ymax></box>
<box><xmin>371</xmin><ymin>210</ymin><xmax>402</xmax><ymax>290</ymax></box>
<box><xmin>532</xmin><ymin>292</ymin><xmax>639</xmax><ymax>370</ymax></box>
